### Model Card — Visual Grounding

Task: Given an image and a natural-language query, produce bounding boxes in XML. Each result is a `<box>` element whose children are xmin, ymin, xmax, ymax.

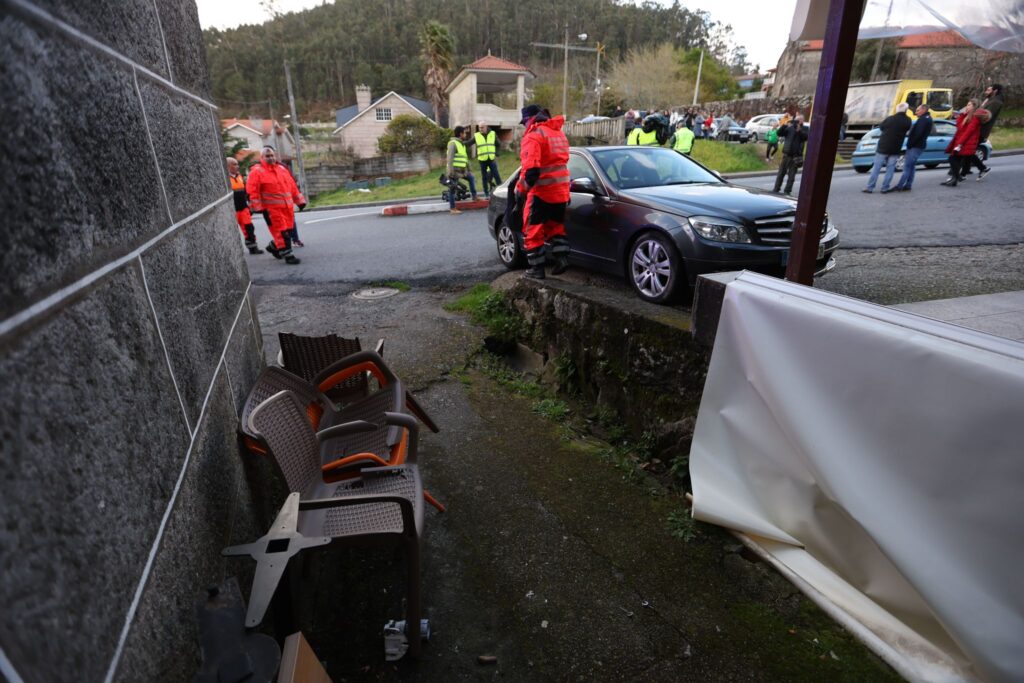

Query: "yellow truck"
<box><xmin>841</xmin><ymin>79</ymin><xmax>953</xmax><ymax>137</ymax></box>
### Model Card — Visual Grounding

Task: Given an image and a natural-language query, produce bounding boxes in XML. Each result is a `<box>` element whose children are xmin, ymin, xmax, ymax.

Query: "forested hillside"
<box><xmin>204</xmin><ymin>0</ymin><xmax>748</xmax><ymax>120</ymax></box>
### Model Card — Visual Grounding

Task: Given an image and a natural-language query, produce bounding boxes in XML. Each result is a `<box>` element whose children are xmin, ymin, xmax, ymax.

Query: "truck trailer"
<box><xmin>841</xmin><ymin>79</ymin><xmax>954</xmax><ymax>137</ymax></box>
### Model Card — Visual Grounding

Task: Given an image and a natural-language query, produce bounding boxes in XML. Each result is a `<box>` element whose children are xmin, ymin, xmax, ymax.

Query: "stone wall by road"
<box><xmin>0</xmin><ymin>2</ymin><xmax>266</xmax><ymax>681</ymax></box>
<box><xmin>305</xmin><ymin>151</ymin><xmax>446</xmax><ymax>196</ymax></box>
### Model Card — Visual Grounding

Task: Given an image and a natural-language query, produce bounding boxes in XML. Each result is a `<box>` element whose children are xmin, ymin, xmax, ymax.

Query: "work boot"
<box><xmin>550</xmin><ymin>255</ymin><xmax>570</xmax><ymax>275</ymax></box>
<box><xmin>449</xmin><ymin>208</ymin><xmax>462</xmax><ymax>215</ymax></box>
<box><xmin>284</xmin><ymin>254</ymin><xmax>301</xmax><ymax>265</ymax></box>
<box><xmin>266</xmin><ymin>242</ymin><xmax>281</xmax><ymax>259</ymax></box>
<box><xmin>524</xmin><ymin>264</ymin><xmax>546</xmax><ymax>279</ymax></box>
<box><xmin>247</xmin><ymin>243</ymin><xmax>264</xmax><ymax>255</ymax></box>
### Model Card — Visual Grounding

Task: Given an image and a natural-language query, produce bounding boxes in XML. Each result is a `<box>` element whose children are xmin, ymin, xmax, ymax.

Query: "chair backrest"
<box><xmin>248</xmin><ymin>390</ymin><xmax>322</xmax><ymax>495</ymax></box>
<box><xmin>279</xmin><ymin>333</ymin><xmax>364</xmax><ymax>391</ymax></box>
<box><xmin>240</xmin><ymin>367</ymin><xmax>327</xmax><ymax>441</ymax></box>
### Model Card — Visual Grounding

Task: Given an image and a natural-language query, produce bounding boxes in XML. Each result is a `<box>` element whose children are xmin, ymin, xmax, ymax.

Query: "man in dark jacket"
<box><xmin>979</xmin><ymin>84</ymin><xmax>1003</xmax><ymax>143</ymax></box>
<box><xmin>893</xmin><ymin>105</ymin><xmax>931</xmax><ymax>192</ymax></box>
<box><xmin>864</xmin><ymin>102</ymin><xmax>912</xmax><ymax>194</ymax></box>
<box><xmin>772</xmin><ymin>114</ymin><xmax>808</xmax><ymax>194</ymax></box>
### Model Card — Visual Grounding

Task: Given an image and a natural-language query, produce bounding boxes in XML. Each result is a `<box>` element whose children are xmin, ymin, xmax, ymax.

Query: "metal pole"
<box><xmin>785</xmin><ymin>0</ymin><xmax>864</xmax><ymax>285</ymax></box>
<box><xmin>562</xmin><ymin>23</ymin><xmax>569</xmax><ymax>117</ymax></box>
<box><xmin>284</xmin><ymin>60</ymin><xmax>307</xmax><ymax>195</ymax></box>
<box><xmin>595</xmin><ymin>44</ymin><xmax>602</xmax><ymax>114</ymax></box>
<box><xmin>692</xmin><ymin>49</ymin><xmax>704</xmax><ymax>106</ymax></box>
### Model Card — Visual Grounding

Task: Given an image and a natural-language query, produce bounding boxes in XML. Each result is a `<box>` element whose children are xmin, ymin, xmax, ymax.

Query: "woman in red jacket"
<box><xmin>942</xmin><ymin>99</ymin><xmax>986</xmax><ymax>187</ymax></box>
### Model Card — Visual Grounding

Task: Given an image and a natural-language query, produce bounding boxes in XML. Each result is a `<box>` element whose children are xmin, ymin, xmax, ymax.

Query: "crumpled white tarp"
<box><xmin>791</xmin><ymin>0</ymin><xmax>1024</xmax><ymax>53</ymax></box>
<box><xmin>689</xmin><ymin>272</ymin><xmax>1024</xmax><ymax>682</ymax></box>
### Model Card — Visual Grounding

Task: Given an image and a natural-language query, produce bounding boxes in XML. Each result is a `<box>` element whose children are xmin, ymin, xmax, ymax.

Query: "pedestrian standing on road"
<box><xmin>863</xmin><ymin>102</ymin><xmax>912</xmax><ymax>194</ymax></box>
<box><xmin>445</xmin><ymin>125</ymin><xmax>479</xmax><ymax>215</ymax></box>
<box><xmin>668</xmin><ymin>123</ymin><xmax>695</xmax><ymax>156</ymax></box>
<box><xmin>227</xmin><ymin>157</ymin><xmax>263</xmax><ymax>255</ymax></box>
<box><xmin>246</xmin><ymin>145</ymin><xmax>305</xmax><ymax>264</ymax></box>
<box><xmin>517</xmin><ymin>104</ymin><xmax>571</xmax><ymax>280</ymax></box>
<box><xmin>765</xmin><ymin>123</ymin><xmax>779</xmax><ymax>161</ymax></box>
<box><xmin>893</xmin><ymin>105</ymin><xmax>931</xmax><ymax>192</ymax></box>
<box><xmin>772</xmin><ymin>115</ymin><xmax>808</xmax><ymax>195</ymax></box>
<box><xmin>978</xmin><ymin>84</ymin><xmax>1004</xmax><ymax>144</ymax></box>
<box><xmin>474</xmin><ymin>121</ymin><xmax>501</xmax><ymax>198</ymax></box>
<box><xmin>943</xmin><ymin>99</ymin><xmax>987</xmax><ymax>187</ymax></box>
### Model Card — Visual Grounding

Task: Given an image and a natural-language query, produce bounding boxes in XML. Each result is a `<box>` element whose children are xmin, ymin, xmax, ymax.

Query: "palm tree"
<box><xmin>420</xmin><ymin>21</ymin><xmax>455</xmax><ymax>124</ymax></box>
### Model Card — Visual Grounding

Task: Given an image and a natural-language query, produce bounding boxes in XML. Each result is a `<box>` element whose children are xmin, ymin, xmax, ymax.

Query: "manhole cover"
<box><xmin>352</xmin><ymin>287</ymin><xmax>400</xmax><ymax>300</ymax></box>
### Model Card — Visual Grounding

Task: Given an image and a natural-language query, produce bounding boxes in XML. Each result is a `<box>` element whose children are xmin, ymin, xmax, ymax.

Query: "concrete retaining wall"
<box><xmin>687</xmin><ymin>95</ymin><xmax>813</xmax><ymax>120</ymax></box>
<box><xmin>0</xmin><ymin>2</ymin><xmax>266</xmax><ymax>681</ymax></box>
<box><xmin>306</xmin><ymin>151</ymin><xmax>445</xmax><ymax>196</ymax></box>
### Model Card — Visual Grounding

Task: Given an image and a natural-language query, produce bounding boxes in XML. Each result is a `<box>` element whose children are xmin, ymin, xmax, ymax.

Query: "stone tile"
<box><xmin>0</xmin><ymin>266</ymin><xmax>191</xmax><ymax>682</ymax></box>
<box><xmin>114</xmin><ymin>371</ymin><xmax>242</xmax><ymax>683</ymax></box>
<box><xmin>224</xmin><ymin>298</ymin><xmax>264</xmax><ymax>415</ymax></box>
<box><xmin>153</xmin><ymin>0</ymin><xmax>211</xmax><ymax>97</ymax></box>
<box><xmin>140</xmin><ymin>206</ymin><xmax>250</xmax><ymax>426</ymax></box>
<box><xmin>32</xmin><ymin>0</ymin><xmax>170</xmax><ymax>78</ymax></box>
<box><xmin>0</xmin><ymin>16</ymin><xmax>168</xmax><ymax>319</ymax></box>
<box><xmin>139</xmin><ymin>81</ymin><xmax>228</xmax><ymax>223</ymax></box>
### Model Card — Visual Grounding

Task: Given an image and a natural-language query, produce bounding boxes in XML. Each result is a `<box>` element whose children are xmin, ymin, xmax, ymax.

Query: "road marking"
<box><xmin>304</xmin><ymin>210</ymin><xmax>380</xmax><ymax>224</ymax></box>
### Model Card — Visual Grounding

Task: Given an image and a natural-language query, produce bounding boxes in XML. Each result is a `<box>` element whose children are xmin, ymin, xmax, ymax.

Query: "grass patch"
<box><xmin>691</xmin><ymin>140</ymin><xmax>773</xmax><ymax>173</ymax></box>
<box><xmin>309</xmin><ymin>151</ymin><xmax>520</xmax><ymax>207</ymax></box>
<box><xmin>988</xmin><ymin>126</ymin><xmax>1024</xmax><ymax>151</ymax></box>
<box><xmin>667</xmin><ymin>507</ymin><xmax>698</xmax><ymax>542</ymax></box>
<box><xmin>532</xmin><ymin>398</ymin><xmax>570</xmax><ymax>421</ymax></box>
<box><xmin>445</xmin><ymin>284</ymin><xmax>523</xmax><ymax>342</ymax></box>
<box><xmin>368</xmin><ymin>280</ymin><xmax>410</xmax><ymax>292</ymax></box>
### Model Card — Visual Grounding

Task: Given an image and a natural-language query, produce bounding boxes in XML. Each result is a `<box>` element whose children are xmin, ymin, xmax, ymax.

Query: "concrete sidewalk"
<box><xmin>895</xmin><ymin>290</ymin><xmax>1024</xmax><ymax>341</ymax></box>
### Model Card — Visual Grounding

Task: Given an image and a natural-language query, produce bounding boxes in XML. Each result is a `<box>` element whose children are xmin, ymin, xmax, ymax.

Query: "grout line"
<box><xmin>1</xmin><ymin>0</ymin><xmax>216</xmax><ymax>111</ymax></box>
<box><xmin>104</xmin><ymin>283</ymin><xmax>252</xmax><ymax>682</ymax></box>
<box><xmin>223</xmin><ymin>357</ymin><xmax>237</xmax><ymax>419</ymax></box>
<box><xmin>149</xmin><ymin>0</ymin><xmax>174</xmax><ymax>85</ymax></box>
<box><xmin>138</xmin><ymin>257</ymin><xmax>193</xmax><ymax>435</ymax></box>
<box><xmin>134</xmin><ymin>67</ymin><xmax>174</xmax><ymax>226</ymax></box>
<box><xmin>0</xmin><ymin>646</ymin><xmax>25</xmax><ymax>683</ymax></box>
<box><xmin>0</xmin><ymin>194</ymin><xmax>230</xmax><ymax>340</ymax></box>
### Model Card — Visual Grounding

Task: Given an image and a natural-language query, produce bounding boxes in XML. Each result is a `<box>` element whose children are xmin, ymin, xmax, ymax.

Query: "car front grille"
<box><xmin>750</xmin><ymin>212</ymin><xmax>829</xmax><ymax>245</ymax></box>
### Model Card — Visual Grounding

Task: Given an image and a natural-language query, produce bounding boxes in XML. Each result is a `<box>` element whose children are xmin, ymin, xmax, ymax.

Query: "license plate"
<box><xmin>781</xmin><ymin>244</ymin><xmax>826</xmax><ymax>266</ymax></box>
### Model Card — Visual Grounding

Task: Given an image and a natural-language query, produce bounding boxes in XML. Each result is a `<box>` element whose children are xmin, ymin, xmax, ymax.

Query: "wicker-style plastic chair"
<box><xmin>245</xmin><ymin>390</ymin><xmax>427</xmax><ymax>656</ymax></box>
<box><xmin>278</xmin><ymin>333</ymin><xmax>385</xmax><ymax>406</ymax></box>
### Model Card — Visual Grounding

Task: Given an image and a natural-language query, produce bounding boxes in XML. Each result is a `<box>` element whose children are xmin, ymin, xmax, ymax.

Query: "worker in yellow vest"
<box><xmin>445</xmin><ymin>126</ymin><xmax>478</xmax><ymax>215</ymax></box>
<box><xmin>474</xmin><ymin>121</ymin><xmax>502</xmax><ymax>197</ymax></box>
<box><xmin>668</xmin><ymin>124</ymin><xmax>695</xmax><ymax>156</ymax></box>
<box><xmin>626</xmin><ymin>115</ymin><xmax>661</xmax><ymax>146</ymax></box>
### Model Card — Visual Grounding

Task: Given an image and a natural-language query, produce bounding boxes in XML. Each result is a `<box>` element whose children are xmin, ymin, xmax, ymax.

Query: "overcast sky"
<box><xmin>196</xmin><ymin>0</ymin><xmax>799</xmax><ymax>72</ymax></box>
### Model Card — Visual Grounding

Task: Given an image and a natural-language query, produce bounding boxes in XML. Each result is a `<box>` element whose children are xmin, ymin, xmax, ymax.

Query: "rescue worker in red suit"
<box><xmin>226</xmin><ymin>157</ymin><xmax>263</xmax><ymax>255</ymax></box>
<box><xmin>246</xmin><ymin>146</ymin><xmax>306</xmax><ymax>264</ymax></box>
<box><xmin>517</xmin><ymin>104</ymin><xmax>571</xmax><ymax>279</ymax></box>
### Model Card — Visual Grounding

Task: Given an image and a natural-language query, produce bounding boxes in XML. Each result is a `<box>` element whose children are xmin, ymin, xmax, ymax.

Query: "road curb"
<box><xmin>380</xmin><ymin>199</ymin><xmax>489</xmax><ymax>216</ymax></box>
<box><xmin>308</xmin><ymin>196</ymin><xmax>438</xmax><ymax>212</ymax></box>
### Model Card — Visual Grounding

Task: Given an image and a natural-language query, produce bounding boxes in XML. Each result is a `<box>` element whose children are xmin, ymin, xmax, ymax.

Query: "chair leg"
<box><xmin>424</xmin><ymin>490</ymin><xmax>446</xmax><ymax>513</ymax></box>
<box><xmin>406</xmin><ymin>537</ymin><xmax>422</xmax><ymax>657</ymax></box>
<box><xmin>405</xmin><ymin>392</ymin><xmax>440</xmax><ymax>433</ymax></box>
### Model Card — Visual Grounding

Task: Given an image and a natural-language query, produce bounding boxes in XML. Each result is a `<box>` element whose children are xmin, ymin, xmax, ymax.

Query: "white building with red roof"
<box><xmin>220</xmin><ymin>118</ymin><xmax>296</xmax><ymax>162</ymax></box>
<box><xmin>445</xmin><ymin>54</ymin><xmax>535</xmax><ymax>138</ymax></box>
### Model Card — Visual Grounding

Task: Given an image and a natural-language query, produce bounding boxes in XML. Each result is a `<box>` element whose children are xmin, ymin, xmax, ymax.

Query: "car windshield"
<box><xmin>591</xmin><ymin>148</ymin><xmax>720</xmax><ymax>190</ymax></box>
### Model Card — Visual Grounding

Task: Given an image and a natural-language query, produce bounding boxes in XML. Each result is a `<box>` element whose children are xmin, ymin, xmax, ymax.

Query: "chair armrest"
<box><xmin>322</xmin><ymin>452</ymin><xmax>390</xmax><ymax>473</ymax></box>
<box><xmin>316</xmin><ymin>420</ymin><xmax>377</xmax><ymax>443</ymax></box>
<box><xmin>313</xmin><ymin>350</ymin><xmax>398</xmax><ymax>393</ymax></box>
<box><xmin>299</xmin><ymin>491</ymin><xmax>418</xmax><ymax>534</ymax></box>
<box><xmin>382</xmin><ymin>412</ymin><xmax>420</xmax><ymax>463</ymax></box>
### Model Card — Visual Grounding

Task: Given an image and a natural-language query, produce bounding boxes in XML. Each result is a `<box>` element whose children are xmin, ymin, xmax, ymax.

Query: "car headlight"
<box><xmin>689</xmin><ymin>216</ymin><xmax>752</xmax><ymax>244</ymax></box>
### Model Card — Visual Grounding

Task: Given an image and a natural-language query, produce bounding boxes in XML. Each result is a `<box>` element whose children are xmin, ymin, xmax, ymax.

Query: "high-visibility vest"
<box><xmin>474</xmin><ymin>130</ymin><xmax>496</xmax><ymax>160</ymax></box>
<box><xmin>229</xmin><ymin>172</ymin><xmax>248</xmax><ymax>211</ymax></box>
<box><xmin>627</xmin><ymin>128</ymin><xmax>659</xmax><ymax>146</ymax></box>
<box><xmin>672</xmin><ymin>127</ymin><xmax>695</xmax><ymax>154</ymax></box>
<box><xmin>450</xmin><ymin>139</ymin><xmax>468</xmax><ymax>168</ymax></box>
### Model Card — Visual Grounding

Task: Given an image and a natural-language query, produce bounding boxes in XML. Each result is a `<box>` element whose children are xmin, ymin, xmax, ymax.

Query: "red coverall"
<box><xmin>246</xmin><ymin>162</ymin><xmax>305</xmax><ymax>252</ymax></box>
<box><xmin>516</xmin><ymin>115</ymin><xmax>570</xmax><ymax>267</ymax></box>
<box><xmin>229</xmin><ymin>173</ymin><xmax>257</xmax><ymax>244</ymax></box>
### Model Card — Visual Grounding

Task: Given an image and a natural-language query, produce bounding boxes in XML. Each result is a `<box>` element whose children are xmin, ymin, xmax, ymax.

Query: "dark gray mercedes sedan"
<box><xmin>487</xmin><ymin>146</ymin><xmax>839</xmax><ymax>304</ymax></box>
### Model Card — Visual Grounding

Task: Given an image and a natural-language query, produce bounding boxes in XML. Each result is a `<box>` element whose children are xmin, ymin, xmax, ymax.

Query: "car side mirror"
<box><xmin>570</xmin><ymin>177</ymin><xmax>603</xmax><ymax>195</ymax></box>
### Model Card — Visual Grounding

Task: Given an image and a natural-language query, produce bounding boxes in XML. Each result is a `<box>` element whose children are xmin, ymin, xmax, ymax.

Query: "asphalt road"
<box><xmin>246</xmin><ymin>155</ymin><xmax>1023</xmax><ymax>297</ymax></box>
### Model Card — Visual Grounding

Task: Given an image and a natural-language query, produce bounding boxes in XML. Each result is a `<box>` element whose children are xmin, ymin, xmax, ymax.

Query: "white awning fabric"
<box><xmin>689</xmin><ymin>272</ymin><xmax>1024</xmax><ymax>682</ymax></box>
<box><xmin>791</xmin><ymin>0</ymin><xmax>1024</xmax><ymax>53</ymax></box>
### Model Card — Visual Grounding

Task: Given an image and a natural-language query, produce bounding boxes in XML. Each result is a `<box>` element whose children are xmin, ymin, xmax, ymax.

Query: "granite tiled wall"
<box><xmin>0</xmin><ymin>2</ymin><xmax>264</xmax><ymax>680</ymax></box>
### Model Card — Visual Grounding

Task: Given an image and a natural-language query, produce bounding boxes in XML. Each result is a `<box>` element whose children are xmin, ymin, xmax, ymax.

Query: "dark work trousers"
<box><xmin>960</xmin><ymin>153</ymin><xmax>989</xmax><ymax>177</ymax></box>
<box><xmin>773</xmin><ymin>154</ymin><xmax>801</xmax><ymax>194</ymax></box>
<box><xmin>766</xmin><ymin>142</ymin><xmax>778</xmax><ymax>160</ymax></box>
<box><xmin>479</xmin><ymin>159</ymin><xmax>502</xmax><ymax>195</ymax></box>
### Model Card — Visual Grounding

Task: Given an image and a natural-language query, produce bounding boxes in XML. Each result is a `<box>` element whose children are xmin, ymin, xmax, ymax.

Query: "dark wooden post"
<box><xmin>786</xmin><ymin>0</ymin><xmax>865</xmax><ymax>285</ymax></box>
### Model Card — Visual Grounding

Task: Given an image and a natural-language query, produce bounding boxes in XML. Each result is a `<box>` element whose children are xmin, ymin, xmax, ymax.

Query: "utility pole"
<box><xmin>595</xmin><ymin>42</ymin><xmax>604</xmax><ymax>114</ymax></box>
<box><xmin>562</xmin><ymin>23</ymin><xmax>570</xmax><ymax>117</ymax></box>
<box><xmin>692</xmin><ymin>49</ymin><xmax>704</xmax><ymax>105</ymax></box>
<box><xmin>284</xmin><ymin>60</ymin><xmax>307</xmax><ymax>195</ymax></box>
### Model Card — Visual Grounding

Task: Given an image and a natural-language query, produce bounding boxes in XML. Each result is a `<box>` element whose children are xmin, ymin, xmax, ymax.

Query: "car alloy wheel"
<box><xmin>496</xmin><ymin>222</ymin><xmax>525</xmax><ymax>269</ymax></box>
<box><xmin>629</xmin><ymin>232</ymin><xmax>679</xmax><ymax>303</ymax></box>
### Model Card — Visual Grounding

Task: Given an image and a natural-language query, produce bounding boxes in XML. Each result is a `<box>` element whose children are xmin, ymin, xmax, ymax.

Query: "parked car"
<box><xmin>851</xmin><ymin>118</ymin><xmax>992</xmax><ymax>173</ymax></box>
<box><xmin>486</xmin><ymin>146</ymin><xmax>839</xmax><ymax>304</ymax></box>
<box><xmin>576</xmin><ymin>115</ymin><xmax>610</xmax><ymax>124</ymax></box>
<box><xmin>714</xmin><ymin>118</ymin><xmax>752</xmax><ymax>143</ymax></box>
<box><xmin>745</xmin><ymin>114</ymin><xmax>784</xmax><ymax>142</ymax></box>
